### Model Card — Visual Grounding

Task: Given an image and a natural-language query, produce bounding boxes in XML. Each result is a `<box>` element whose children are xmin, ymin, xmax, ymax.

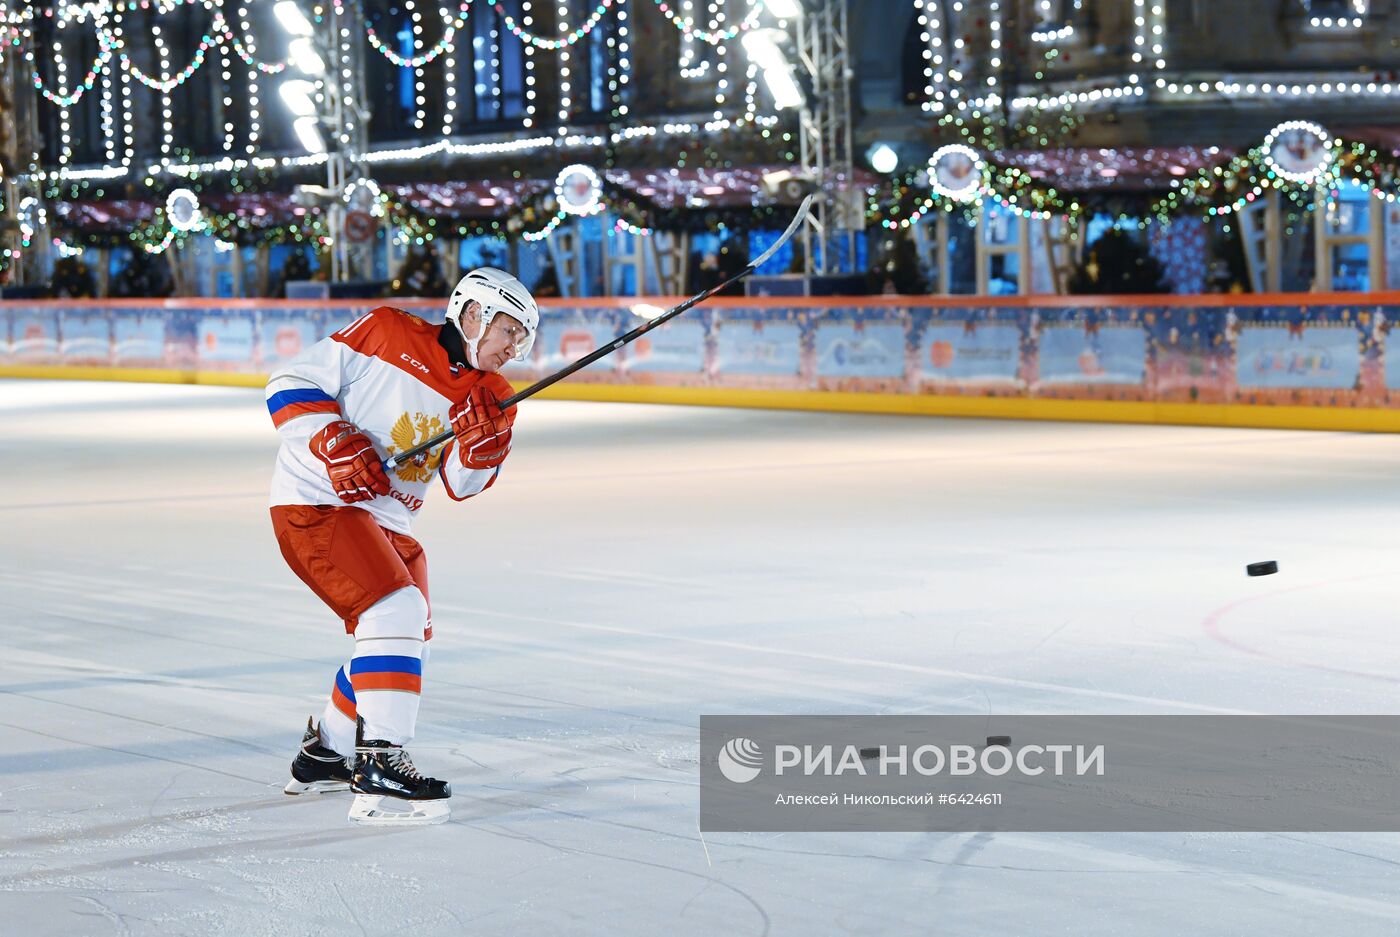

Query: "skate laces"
<box><xmin>385</xmin><ymin>747</ymin><xmax>423</xmax><ymax>781</ymax></box>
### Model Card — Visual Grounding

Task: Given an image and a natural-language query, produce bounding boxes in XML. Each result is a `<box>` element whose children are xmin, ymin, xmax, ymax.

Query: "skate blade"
<box><xmin>347</xmin><ymin>793</ymin><xmax>450</xmax><ymax>826</ymax></box>
<box><xmin>284</xmin><ymin>777</ymin><xmax>351</xmax><ymax>795</ymax></box>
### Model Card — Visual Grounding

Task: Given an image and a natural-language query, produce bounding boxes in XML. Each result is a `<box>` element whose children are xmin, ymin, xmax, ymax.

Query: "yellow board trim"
<box><xmin>3</xmin><ymin>363</ymin><xmax>1399</xmax><ymax>432</ymax></box>
<box><xmin>0</xmin><ymin>364</ymin><xmax>267</xmax><ymax>388</ymax></box>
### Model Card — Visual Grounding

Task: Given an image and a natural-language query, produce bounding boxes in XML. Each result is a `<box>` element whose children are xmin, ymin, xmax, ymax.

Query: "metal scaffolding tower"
<box><xmin>1</xmin><ymin>20</ymin><xmax>48</xmax><ymax>288</ymax></box>
<box><xmin>324</xmin><ymin>0</ymin><xmax>373</xmax><ymax>283</ymax></box>
<box><xmin>795</xmin><ymin>0</ymin><xmax>857</xmax><ymax>276</ymax></box>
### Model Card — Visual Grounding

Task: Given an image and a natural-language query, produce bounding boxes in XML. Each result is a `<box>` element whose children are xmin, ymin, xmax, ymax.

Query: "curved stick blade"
<box><xmin>751</xmin><ymin>194</ymin><xmax>814</xmax><ymax>271</ymax></box>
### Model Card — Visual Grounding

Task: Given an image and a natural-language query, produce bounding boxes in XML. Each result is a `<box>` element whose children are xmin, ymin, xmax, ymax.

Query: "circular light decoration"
<box><xmin>17</xmin><ymin>197</ymin><xmax>45</xmax><ymax>241</ymax></box>
<box><xmin>342</xmin><ymin>178</ymin><xmax>384</xmax><ymax>214</ymax></box>
<box><xmin>928</xmin><ymin>144</ymin><xmax>985</xmax><ymax>203</ymax></box>
<box><xmin>166</xmin><ymin>188</ymin><xmax>203</xmax><ymax>233</ymax></box>
<box><xmin>1262</xmin><ymin>121</ymin><xmax>1335</xmax><ymax>185</ymax></box>
<box><xmin>554</xmin><ymin>164</ymin><xmax>603</xmax><ymax>216</ymax></box>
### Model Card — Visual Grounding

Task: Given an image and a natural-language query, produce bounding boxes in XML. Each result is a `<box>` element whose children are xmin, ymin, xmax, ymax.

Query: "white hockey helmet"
<box><xmin>445</xmin><ymin>266</ymin><xmax>539</xmax><ymax>367</ymax></box>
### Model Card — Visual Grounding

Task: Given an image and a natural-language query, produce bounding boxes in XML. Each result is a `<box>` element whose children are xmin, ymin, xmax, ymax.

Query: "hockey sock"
<box><xmin>319</xmin><ymin>664</ymin><xmax>358</xmax><ymax>757</ymax></box>
<box><xmin>347</xmin><ymin>586</ymin><xmax>428</xmax><ymax>746</ymax></box>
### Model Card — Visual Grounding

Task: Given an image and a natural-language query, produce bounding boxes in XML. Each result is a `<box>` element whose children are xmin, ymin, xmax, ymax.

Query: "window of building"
<box><xmin>1297</xmin><ymin>0</ymin><xmax>1367</xmax><ymax>30</ymax></box>
<box><xmin>1031</xmin><ymin>0</ymin><xmax>1083</xmax><ymax>43</ymax></box>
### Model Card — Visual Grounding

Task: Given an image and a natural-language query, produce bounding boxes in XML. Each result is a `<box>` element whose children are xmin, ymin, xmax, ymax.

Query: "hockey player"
<box><xmin>266</xmin><ymin>267</ymin><xmax>538</xmax><ymax>825</ymax></box>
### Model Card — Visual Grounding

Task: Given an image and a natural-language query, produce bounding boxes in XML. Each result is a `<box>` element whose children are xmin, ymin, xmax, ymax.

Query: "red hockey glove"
<box><xmin>449</xmin><ymin>383</ymin><xmax>515</xmax><ymax>470</ymax></box>
<box><xmin>309</xmin><ymin>419</ymin><xmax>391</xmax><ymax>503</ymax></box>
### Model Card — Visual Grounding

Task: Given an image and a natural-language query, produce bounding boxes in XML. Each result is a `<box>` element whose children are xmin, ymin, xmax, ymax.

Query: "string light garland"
<box><xmin>407</xmin><ymin>0</ymin><xmax>428</xmax><ymax>130</ymax></box>
<box><xmin>613</xmin><ymin>218</ymin><xmax>652</xmax><ymax>236</ymax></box>
<box><xmin>867</xmin><ymin>145</ymin><xmax>1084</xmax><ymax>228</ymax></box>
<box><xmin>916</xmin><ymin>0</ymin><xmax>946</xmax><ymax>114</ymax></box>
<box><xmin>118</xmin><ymin>26</ymin><xmax>218</xmax><ymax>94</ymax></box>
<box><xmin>614</xmin><ymin>3</ymin><xmax>631</xmax><ymax>120</ymax></box>
<box><xmin>151</xmin><ymin>20</ymin><xmax>174</xmax><ymax>161</ymax></box>
<box><xmin>1151</xmin><ymin>152</ymin><xmax>1328</xmax><ymax>222</ymax></box>
<box><xmin>873</xmin><ymin>193</ymin><xmax>940</xmax><ymax>229</ymax></box>
<box><xmin>30</xmin><ymin>14</ymin><xmax>114</xmax><ymax>107</ymax></box>
<box><xmin>215</xmin><ymin>12</ymin><xmax>232</xmax><ymax>153</ymax></box>
<box><xmin>441</xmin><ymin>3</ymin><xmax>459</xmax><ymax>136</ymax></box>
<box><xmin>377</xmin><ymin>178</ymin><xmax>666</xmax><ymax>247</ymax></box>
<box><xmin>142</xmin><ymin>228</ymin><xmax>178</xmax><ymax>254</ymax></box>
<box><xmin>27</xmin><ymin>4</ymin><xmax>287</xmax><ymax>112</ymax></box>
<box><xmin>338</xmin><ymin>4</ymin><xmax>359</xmax><ymax>149</ymax></box>
<box><xmin>25</xmin><ymin>0</ymin><xmax>776</xmax><ymax>205</ymax></box>
<box><xmin>984</xmin><ymin>0</ymin><xmax>1003</xmax><ymax>109</ymax></box>
<box><xmin>128</xmin><ymin>201</ymin><xmax>331</xmax><ymax>255</ymax></box>
<box><xmin>99</xmin><ymin>19</ymin><xmax>118</xmax><ymax>161</ymax></box>
<box><xmin>52</xmin><ymin>237</ymin><xmax>87</xmax><ymax>259</ymax></box>
<box><xmin>1140</xmin><ymin>126</ymin><xmax>1400</xmax><ymax>223</ymax></box>
<box><xmin>521</xmin><ymin>210</ymin><xmax>567</xmax><ymax>241</ymax></box>
<box><xmin>218</xmin><ymin>10</ymin><xmax>288</xmax><ymax>74</ymax></box>
<box><xmin>55</xmin><ymin>31</ymin><xmax>72</xmax><ymax>165</ymax></box>
<box><xmin>0</xmin><ymin>3</ymin><xmax>34</xmax><ymax>26</ymax></box>
<box><xmin>987</xmin><ymin>164</ymin><xmax>1065</xmax><ymax>218</ymax></box>
<box><xmin>17</xmin><ymin>0</ymin><xmax>1221</xmax><ymax>146</ymax></box>
<box><xmin>677</xmin><ymin>0</ymin><xmax>707</xmax><ymax>78</ymax></box>
<box><xmin>1307</xmin><ymin>0</ymin><xmax>1366</xmax><ymax>30</ymax></box>
<box><xmin>1002</xmin><ymin>0</ymin><xmax>1160</xmax><ymax>110</ymax></box>
<box><xmin>522</xmin><ymin>0</ymin><xmax>536</xmax><ymax>128</ymax></box>
<box><xmin>556</xmin><ymin>0</ymin><xmax>573</xmax><ymax>132</ymax></box>
<box><xmin>30</xmin><ymin>111</ymin><xmax>775</xmax><ymax>186</ymax></box>
<box><xmin>18</xmin><ymin>196</ymin><xmax>46</xmax><ymax>247</ymax></box>
<box><xmin>488</xmin><ymin>15</ymin><xmax>503</xmax><ymax>117</ymax></box>
<box><xmin>366</xmin><ymin>0</ymin><xmax>471</xmax><ymax>67</ymax></box>
<box><xmin>501</xmin><ymin>0</ymin><xmax>614</xmax><ymax>51</ymax></box>
<box><xmin>52</xmin><ymin>173</ymin><xmax>805</xmax><ymax>253</ymax></box>
<box><xmin>343</xmin><ymin>178</ymin><xmax>385</xmax><ymax>211</ymax></box>
<box><xmin>237</xmin><ymin>2</ymin><xmax>262</xmax><ymax>156</ymax></box>
<box><xmin>651</xmin><ymin>0</ymin><xmax>762</xmax><ymax>44</ymax></box>
<box><xmin>112</xmin><ymin>10</ymin><xmax>135</xmax><ymax>165</ymax></box>
<box><xmin>1031</xmin><ymin>24</ymin><xmax>1073</xmax><ymax>43</ymax></box>
<box><xmin>710</xmin><ymin>1</ymin><xmax>727</xmax><ymax>119</ymax></box>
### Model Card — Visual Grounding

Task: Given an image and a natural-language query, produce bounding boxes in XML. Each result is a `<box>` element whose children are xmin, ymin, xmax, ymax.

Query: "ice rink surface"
<box><xmin>3</xmin><ymin>378</ymin><xmax>1400</xmax><ymax>936</ymax></box>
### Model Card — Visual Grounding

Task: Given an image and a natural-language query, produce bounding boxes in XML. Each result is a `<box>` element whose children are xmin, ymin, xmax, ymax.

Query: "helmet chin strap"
<box><xmin>453</xmin><ymin>313</ymin><xmax>488</xmax><ymax>368</ymax></box>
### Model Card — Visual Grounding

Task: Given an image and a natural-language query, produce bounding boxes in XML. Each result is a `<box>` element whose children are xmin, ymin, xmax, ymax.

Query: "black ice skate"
<box><xmin>284</xmin><ymin>716</ymin><xmax>353</xmax><ymax>794</ymax></box>
<box><xmin>347</xmin><ymin>716</ymin><xmax>451</xmax><ymax>825</ymax></box>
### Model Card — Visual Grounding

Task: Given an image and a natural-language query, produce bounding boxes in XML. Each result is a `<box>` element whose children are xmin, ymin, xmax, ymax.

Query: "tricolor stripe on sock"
<box><xmin>349</xmin><ymin>654</ymin><xmax>422</xmax><ymax>693</ymax></box>
<box><xmin>331</xmin><ymin>665</ymin><xmax>357</xmax><ymax>720</ymax></box>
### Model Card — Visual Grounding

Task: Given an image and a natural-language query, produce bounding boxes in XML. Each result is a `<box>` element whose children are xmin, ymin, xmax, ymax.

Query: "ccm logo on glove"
<box><xmin>449</xmin><ymin>384</ymin><xmax>516</xmax><ymax>470</ymax></box>
<box><xmin>309</xmin><ymin>419</ymin><xmax>392</xmax><ymax>503</ymax></box>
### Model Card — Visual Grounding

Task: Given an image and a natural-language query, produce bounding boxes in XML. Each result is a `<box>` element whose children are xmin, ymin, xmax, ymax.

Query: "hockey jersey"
<box><xmin>266</xmin><ymin>306</ymin><xmax>511</xmax><ymax>534</ymax></box>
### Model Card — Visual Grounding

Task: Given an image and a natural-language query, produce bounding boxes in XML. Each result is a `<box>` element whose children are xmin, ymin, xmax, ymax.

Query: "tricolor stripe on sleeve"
<box><xmin>267</xmin><ymin>387</ymin><xmax>341</xmax><ymax>427</ymax></box>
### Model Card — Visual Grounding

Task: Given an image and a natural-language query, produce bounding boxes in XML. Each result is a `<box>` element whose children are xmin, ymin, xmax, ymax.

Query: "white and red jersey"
<box><xmin>266</xmin><ymin>305</ymin><xmax>511</xmax><ymax>534</ymax></box>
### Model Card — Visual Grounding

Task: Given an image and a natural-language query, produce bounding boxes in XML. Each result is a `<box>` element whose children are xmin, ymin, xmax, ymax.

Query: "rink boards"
<box><xmin>4</xmin><ymin>293</ymin><xmax>1400</xmax><ymax>431</ymax></box>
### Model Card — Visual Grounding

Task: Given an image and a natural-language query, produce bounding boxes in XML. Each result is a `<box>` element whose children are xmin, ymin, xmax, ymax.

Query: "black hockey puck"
<box><xmin>859</xmin><ymin>747</ymin><xmax>880</xmax><ymax>760</ymax></box>
<box><xmin>1246</xmin><ymin>560</ymin><xmax>1279</xmax><ymax>577</ymax></box>
<box><xmin>985</xmin><ymin>735</ymin><xmax>1011</xmax><ymax>748</ymax></box>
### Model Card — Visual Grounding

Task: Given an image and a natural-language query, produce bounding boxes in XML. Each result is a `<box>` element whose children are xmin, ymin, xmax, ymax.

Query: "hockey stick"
<box><xmin>386</xmin><ymin>194</ymin><xmax>814</xmax><ymax>471</ymax></box>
